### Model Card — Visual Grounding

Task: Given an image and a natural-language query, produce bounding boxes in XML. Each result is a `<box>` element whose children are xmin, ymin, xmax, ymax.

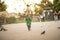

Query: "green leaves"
<box><xmin>53</xmin><ymin>0</ymin><xmax>60</xmax><ymax>12</ymax></box>
<box><xmin>41</xmin><ymin>0</ymin><xmax>53</xmax><ymax>7</ymax></box>
<box><xmin>0</xmin><ymin>0</ymin><xmax>7</xmax><ymax>12</ymax></box>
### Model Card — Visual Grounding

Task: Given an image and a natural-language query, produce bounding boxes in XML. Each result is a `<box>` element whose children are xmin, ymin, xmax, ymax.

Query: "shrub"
<box><xmin>0</xmin><ymin>14</ymin><xmax>6</xmax><ymax>24</ymax></box>
<box><xmin>6</xmin><ymin>16</ymin><xmax>16</xmax><ymax>24</ymax></box>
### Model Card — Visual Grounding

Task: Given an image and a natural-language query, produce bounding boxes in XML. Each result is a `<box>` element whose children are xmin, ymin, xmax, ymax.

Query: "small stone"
<box><xmin>41</xmin><ymin>31</ymin><xmax>45</xmax><ymax>35</ymax></box>
<box><xmin>58</xmin><ymin>27</ymin><xmax>60</xmax><ymax>29</ymax></box>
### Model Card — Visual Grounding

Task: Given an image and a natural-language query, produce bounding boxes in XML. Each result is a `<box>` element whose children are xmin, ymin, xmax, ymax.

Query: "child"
<box><xmin>25</xmin><ymin>15</ymin><xmax>32</xmax><ymax>31</ymax></box>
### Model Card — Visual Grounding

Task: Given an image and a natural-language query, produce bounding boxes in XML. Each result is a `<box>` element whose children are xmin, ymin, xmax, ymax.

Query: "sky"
<box><xmin>2</xmin><ymin>0</ymin><xmax>53</xmax><ymax>13</ymax></box>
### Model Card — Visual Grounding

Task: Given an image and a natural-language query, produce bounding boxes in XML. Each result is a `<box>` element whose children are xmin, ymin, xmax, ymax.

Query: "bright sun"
<box><xmin>3</xmin><ymin>0</ymin><xmax>53</xmax><ymax>13</ymax></box>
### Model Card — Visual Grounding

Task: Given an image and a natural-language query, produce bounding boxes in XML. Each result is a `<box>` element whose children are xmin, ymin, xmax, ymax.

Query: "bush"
<box><xmin>0</xmin><ymin>14</ymin><xmax>6</xmax><ymax>24</ymax></box>
<box><xmin>6</xmin><ymin>16</ymin><xmax>16</xmax><ymax>24</ymax></box>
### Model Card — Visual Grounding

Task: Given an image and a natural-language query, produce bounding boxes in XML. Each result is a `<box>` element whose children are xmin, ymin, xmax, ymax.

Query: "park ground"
<box><xmin>0</xmin><ymin>21</ymin><xmax>60</xmax><ymax>40</ymax></box>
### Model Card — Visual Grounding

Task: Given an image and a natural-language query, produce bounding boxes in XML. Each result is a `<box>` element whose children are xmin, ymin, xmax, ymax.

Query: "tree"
<box><xmin>0</xmin><ymin>0</ymin><xmax>7</xmax><ymax>12</ymax></box>
<box><xmin>0</xmin><ymin>0</ymin><xmax>7</xmax><ymax>24</ymax></box>
<box><xmin>53</xmin><ymin>0</ymin><xmax>60</xmax><ymax>12</ymax></box>
<box><xmin>41</xmin><ymin>0</ymin><xmax>53</xmax><ymax>7</ymax></box>
<box><xmin>34</xmin><ymin>4</ymin><xmax>43</xmax><ymax>15</ymax></box>
<box><xmin>34</xmin><ymin>0</ymin><xmax>53</xmax><ymax>15</ymax></box>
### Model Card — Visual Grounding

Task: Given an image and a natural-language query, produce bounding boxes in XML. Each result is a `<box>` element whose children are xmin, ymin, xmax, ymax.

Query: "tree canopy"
<box><xmin>34</xmin><ymin>0</ymin><xmax>53</xmax><ymax>15</ymax></box>
<box><xmin>0</xmin><ymin>0</ymin><xmax>7</xmax><ymax>12</ymax></box>
<box><xmin>53</xmin><ymin>0</ymin><xmax>60</xmax><ymax>12</ymax></box>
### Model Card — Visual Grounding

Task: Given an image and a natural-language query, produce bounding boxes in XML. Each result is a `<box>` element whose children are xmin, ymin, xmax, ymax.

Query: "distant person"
<box><xmin>39</xmin><ymin>14</ymin><xmax>44</xmax><ymax>22</ymax></box>
<box><xmin>25</xmin><ymin>14</ymin><xmax>32</xmax><ymax>31</ymax></box>
<box><xmin>42</xmin><ymin>12</ymin><xmax>45</xmax><ymax>22</ymax></box>
<box><xmin>58</xmin><ymin>11</ymin><xmax>60</xmax><ymax>20</ymax></box>
<box><xmin>54</xmin><ymin>11</ymin><xmax>58</xmax><ymax>21</ymax></box>
<box><xmin>40</xmin><ymin>13</ymin><xmax>45</xmax><ymax>22</ymax></box>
